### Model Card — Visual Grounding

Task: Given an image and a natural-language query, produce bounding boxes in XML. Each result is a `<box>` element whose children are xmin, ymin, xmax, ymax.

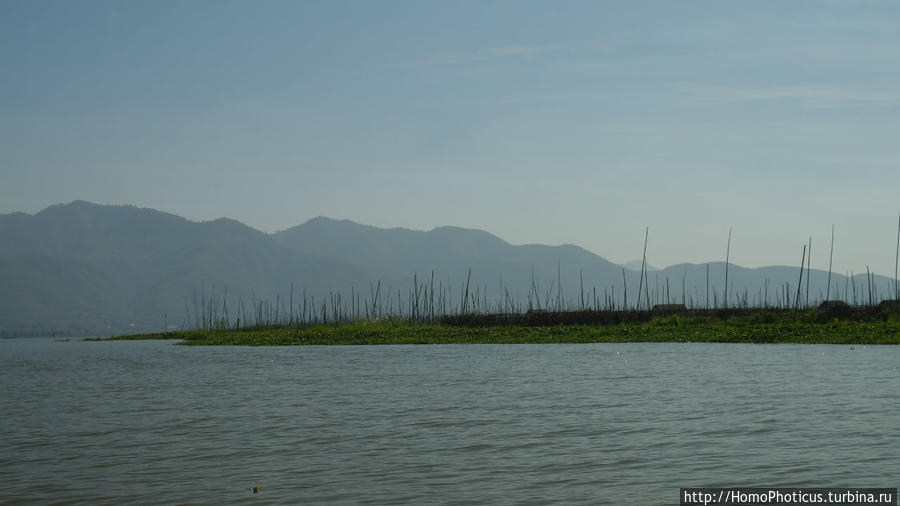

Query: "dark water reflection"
<box><xmin>1</xmin><ymin>339</ymin><xmax>897</xmax><ymax>504</ymax></box>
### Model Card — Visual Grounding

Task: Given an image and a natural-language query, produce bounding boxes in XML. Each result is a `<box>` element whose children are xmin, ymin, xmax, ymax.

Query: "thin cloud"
<box><xmin>486</xmin><ymin>45</ymin><xmax>542</xmax><ymax>57</ymax></box>
<box><xmin>675</xmin><ymin>83</ymin><xmax>900</xmax><ymax>109</ymax></box>
<box><xmin>428</xmin><ymin>41</ymin><xmax>607</xmax><ymax>66</ymax></box>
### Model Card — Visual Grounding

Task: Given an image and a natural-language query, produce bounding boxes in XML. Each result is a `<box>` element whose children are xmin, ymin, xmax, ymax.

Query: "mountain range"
<box><xmin>1</xmin><ymin>201</ymin><xmax>896</xmax><ymax>336</ymax></box>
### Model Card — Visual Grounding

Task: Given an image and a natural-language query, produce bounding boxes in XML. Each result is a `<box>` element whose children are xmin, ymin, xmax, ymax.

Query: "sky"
<box><xmin>2</xmin><ymin>0</ymin><xmax>900</xmax><ymax>276</ymax></box>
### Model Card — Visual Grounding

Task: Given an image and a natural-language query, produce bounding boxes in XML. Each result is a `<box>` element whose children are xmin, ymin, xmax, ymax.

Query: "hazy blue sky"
<box><xmin>3</xmin><ymin>1</ymin><xmax>899</xmax><ymax>274</ymax></box>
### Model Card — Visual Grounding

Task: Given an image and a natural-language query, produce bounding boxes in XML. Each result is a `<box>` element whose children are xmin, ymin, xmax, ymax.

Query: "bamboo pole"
<box><xmin>794</xmin><ymin>244</ymin><xmax>806</xmax><ymax>310</ymax></box>
<box><xmin>826</xmin><ymin>224</ymin><xmax>835</xmax><ymax>301</ymax></box>
<box><xmin>806</xmin><ymin>237</ymin><xmax>811</xmax><ymax>308</ymax></box>
<box><xmin>895</xmin><ymin>213</ymin><xmax>899</xmax><ymax>299</ymax></box>
<box><xmin>724</xmin><ymin>228</ymin><xmax>732</xmax><ymax>309</ymax></box>
<box><xmin>637</xmin><ymin>227</ymin><xmax>648</xmax><ymax>310</ymax></box>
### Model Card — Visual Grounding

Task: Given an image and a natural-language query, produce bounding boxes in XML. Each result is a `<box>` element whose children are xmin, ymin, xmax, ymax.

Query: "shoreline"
<box><xmin>91</xmin><ymin>311</ymin><xmax>900</xmax><ymax>345</ymax></box>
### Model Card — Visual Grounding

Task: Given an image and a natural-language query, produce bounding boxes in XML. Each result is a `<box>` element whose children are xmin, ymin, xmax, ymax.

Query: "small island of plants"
<box><xmin>94</xmin><ymin>304</ymin><xmax>900</xmax><ymax>345</ymax></box>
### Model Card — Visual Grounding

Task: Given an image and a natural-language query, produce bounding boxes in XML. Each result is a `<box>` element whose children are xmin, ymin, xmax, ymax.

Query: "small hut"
<box><xmin>652</xmin><ymin>303</ymin><xmax>687</xmax><ymax>313</ymax></box>
<box><xmin>817</xmin><ymin>300</ymin><xmax>851</xmax><ymax>319</ymax></box>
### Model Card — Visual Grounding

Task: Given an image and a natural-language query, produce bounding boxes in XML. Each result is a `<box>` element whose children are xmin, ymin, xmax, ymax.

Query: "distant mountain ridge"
<box><xmin>272</xmin><ymin>216</ymin><xmax>621</xmax><ymax>278</ymax></box>
<box><xmin>274</xmin><ymin>216</ymin><xmax>516</xmax><ymax>262</ymax></box>
<box><xmin>1</xmin><ymin>201</ymin><xmax>897</xmax><ymax>336</ymax></box>
<box><xmin>0</xmin><ymin>202</ymin><xmax>364</xmax><ymax>335</ymax></box>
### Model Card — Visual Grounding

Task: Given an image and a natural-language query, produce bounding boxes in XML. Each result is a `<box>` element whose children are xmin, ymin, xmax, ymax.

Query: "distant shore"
<box><xmin>91</xmin><ymin>308</ymin><xmax>900</xmax><ymax>345</ymax></box>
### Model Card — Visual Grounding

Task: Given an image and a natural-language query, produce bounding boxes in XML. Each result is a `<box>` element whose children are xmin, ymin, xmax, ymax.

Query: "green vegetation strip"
<box><xmin>94</xmin><ymin>316</ymin><xmax>900</xmax><ymax>345</ymax></box>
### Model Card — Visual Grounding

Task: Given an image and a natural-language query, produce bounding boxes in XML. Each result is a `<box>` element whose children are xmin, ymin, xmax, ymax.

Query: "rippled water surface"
<box><xmin>1</xmin><ymin>338</ymin><xmax>898</xmax><ymax>504</ymax></box>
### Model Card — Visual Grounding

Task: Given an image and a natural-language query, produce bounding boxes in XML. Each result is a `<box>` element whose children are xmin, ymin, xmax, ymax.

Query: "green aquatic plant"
<box><xmin>92</xmin><ymin>313</ymin><xmax>900</xmax><ymax>346</ymax></box>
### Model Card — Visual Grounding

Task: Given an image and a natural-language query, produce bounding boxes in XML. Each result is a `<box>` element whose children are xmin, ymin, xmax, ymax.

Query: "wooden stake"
<box><xmin>724</xmin><ymin>228</ymin><xmax>732</xmax><ymax>309</ymax></box>
<box><xmin>826</xmin><ymin>224</ymin><xmax>835</xmax><ymax>301</ymax></box>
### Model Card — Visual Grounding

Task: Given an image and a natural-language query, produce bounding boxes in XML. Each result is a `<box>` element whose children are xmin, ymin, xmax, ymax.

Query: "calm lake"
<box><xmin>1</xmin><ymin>338</ymin><xmax>897</xmax><ymax>505</ymax></box>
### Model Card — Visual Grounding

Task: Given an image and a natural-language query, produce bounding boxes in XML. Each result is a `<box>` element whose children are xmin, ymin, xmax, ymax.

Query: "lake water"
<box><xmin>1</xmin><ymin>338</ymin><xmax>897</xmax><ymax>505</ymax></box>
